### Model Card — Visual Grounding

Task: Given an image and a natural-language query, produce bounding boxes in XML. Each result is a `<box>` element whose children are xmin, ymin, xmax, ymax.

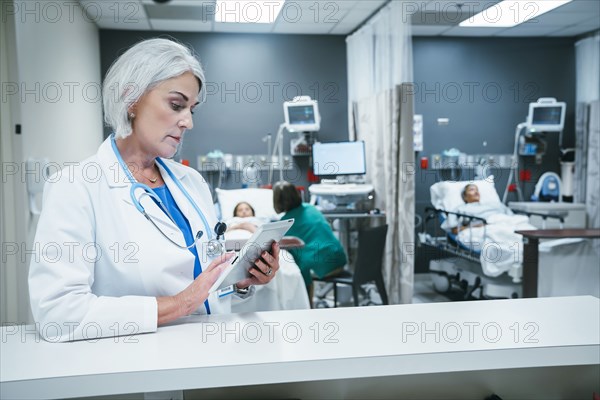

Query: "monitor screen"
<box><xmin>527</xmin><ymin>101</ymin><xmax>566</xmax><ymax>132</ymax></box>
<box><xmin>288</xmin><ymin>105</ymin><xmax>316</xmax><ymax>126</ymax></box>
<box><xmin>283</xmin><ymin>97</ymin><xmax>320</xmax><ymax>132</ymax></box>
<box><xmin>531</xmin><ymin>106</ymin><xmax>563</xmax><ymax>126</ymax></box>
<box><xmin>312</xmin><ymin>141</ymin><xmax>366</xmax><ymax>176</ymax></box>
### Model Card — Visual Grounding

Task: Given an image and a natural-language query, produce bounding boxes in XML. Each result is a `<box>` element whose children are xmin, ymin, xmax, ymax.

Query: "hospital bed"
<box><xmin>420</xmin><ymin>178</ymin><xmax>567</xmax><ymax>300</ymax></box>
<box><xmin>215</xmin><ymin>188</ymin><xmax>310</xmax><ymax>311</ymax></box>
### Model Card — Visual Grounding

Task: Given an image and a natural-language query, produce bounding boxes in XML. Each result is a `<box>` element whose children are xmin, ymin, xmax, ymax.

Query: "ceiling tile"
<box><xmin>420</xmin><ymin>0</ymin><xmax>501</xmax><ymax>13</ymax></box>
<box><xmin>495</xmin><ymin>25</ymin><xmax>568</xmax><ymax>37</ymax></box>
<box><xmin>213</xmin><ymin>22</ymin><xmax>274</xmax><ymax>33</ymax></box>
<box><xmin>140</xmin><ymin>0</ymin><xmax>214</xmax><ymax>5</ymax></box>
<box><xmin>144</xmin><ymin>3</ymin><xmax>216</xmax><ymax>21</ymax></box>
<box><xmin>79</xmin><ymin>0</ymin><xmax>148</xmax><ymax>22</ymax></box>
<box><xmin>554</xmin><ymin>0</ymin><xmax>600</xmax><ymax>14</ymax></box>
<box><xmin>337</xmin><ymin>9</ymin><xmax>371</xmax><ymax>25</ymax></box>
<box><xmin>95</xmin><ymin>17</ymin><xmax>151</xmax><ymax>30</ymax></box>
<box><xmin>411</xmin><ymin>25</ymin><xmax>452</xmax><ymax>36</ymax></box>
<box><xmin>441</xmin><ymin>26</ymin><xmax>506</xmax><ymax>37</ymax></box>
<box><xmin>308</xmin><ymin>0</ymin><xmax>358</xmax><ymax>11</ymax></box>
<box><xmin>149</xmin><ymin>18</ymin><xmax>213</xmax><ymax>32</ymax></box>
<box><xmin>352</xmin><ymin>0</ymin><xmax>387</xmax><ymax>10</ymax></box>
<box><xmin>522</xmin><ymin>11</ymin><xmax>593</xmax><ymax>26</ymax></box>
<box><xmin>83</xmin><ymin>0</ymin><xmax>598</xmax><ymax>37</ymax></box>
<box><xmin>274</xmin><ymin>2</ymin><xmax>346</xmax><ymax>25</ymax></box>
<box><xmin>272</xmin><ymin>22</ymin><xmax>336</xmax><ymax>34</ymax></box>
<box><xmin>328</xmin><ymin>21</ymin><xmax>360</xmax><ymax>35</ymax></box>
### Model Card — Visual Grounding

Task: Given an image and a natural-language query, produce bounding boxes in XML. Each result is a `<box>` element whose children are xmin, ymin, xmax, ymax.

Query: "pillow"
<box><xmin>216</xmin><ymin>188</ymin><xmax>278</xmax><ymax>220</ymax></box>
<box><xmin>430</xmin><ymin>176</ymin><xmax>501</xmax><ymax>211</ymax></box>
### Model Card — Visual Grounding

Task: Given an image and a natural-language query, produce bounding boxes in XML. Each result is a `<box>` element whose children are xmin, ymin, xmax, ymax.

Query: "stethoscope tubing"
<box><xmin>111</xmin><ymin>135</ymin><xmax>219</xmax><ymax>252</ymax></box>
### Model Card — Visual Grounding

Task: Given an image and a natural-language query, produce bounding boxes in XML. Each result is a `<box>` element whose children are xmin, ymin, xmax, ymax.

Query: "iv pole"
<box><xmin>502</xmin><ymin>122</ymin><xmax>527</xmax><ymax>203</ymax></box>
<box><xmin>268</xmin><ymin>123</ymin><xmax>287</xmax><ymax>185</ymax></box>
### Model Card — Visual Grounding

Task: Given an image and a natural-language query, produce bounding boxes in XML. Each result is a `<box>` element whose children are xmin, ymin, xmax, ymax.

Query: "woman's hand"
<box><xmin>235</xmin><ymin>242</ymin><xmax>280</xmax><ymax>290</ymax></box>
<box><xmin>157</xmin><ymin>252</ymin><xmax>235</xmax><ymax>325</ymax></box>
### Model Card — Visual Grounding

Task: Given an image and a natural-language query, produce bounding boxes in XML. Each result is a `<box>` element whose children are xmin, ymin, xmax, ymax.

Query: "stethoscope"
<box><xmin>111</xmin><ymin>135</ymin><xmax>226</xmax><ymax>257</ymax></box>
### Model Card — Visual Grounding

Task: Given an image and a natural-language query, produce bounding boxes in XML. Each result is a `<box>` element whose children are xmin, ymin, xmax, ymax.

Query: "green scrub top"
<box><xmin>281</xmin><ymin>203</ymin><xmax>347</xmax><ymax>286</ymax></box>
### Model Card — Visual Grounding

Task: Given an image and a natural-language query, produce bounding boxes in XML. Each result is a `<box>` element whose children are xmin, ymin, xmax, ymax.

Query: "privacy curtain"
<box><xmin>574</xmin><ymin>32</ymin><xmax>600</xmax><ymax>228</ymax></box>
<box><xmin>585</xmin><ymin>101</ymin><xmax>600</xmax><ymax>228</ymax></box>
<box><xmin>346</xmin><ymin>1</ymin><xmax>414</xmax><ymax>304</ymax></box>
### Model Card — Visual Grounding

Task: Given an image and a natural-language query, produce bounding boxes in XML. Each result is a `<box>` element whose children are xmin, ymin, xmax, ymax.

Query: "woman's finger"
<box><xmin>248</xmin><ymin>267</ymin><xmax>269</xmax><ymax>284</ymax></box>
<box><xmin>254</xmin><ymin>257</ymin><xmax>270</xmax><ymax>275</ymax></box>
<box><xmin>204</xmin><ymin>252</ymin><xmax>235</xmax><ymax>272</ymax></box>
<box><xmin>271</xmin><ymin>242</ymin><xmax>280</xmax><ymax>261</ymax></box>
<box><xmin>260</xmin><ymin>250</ymin><xmax>274</xmax><ymax>266</ymax></box>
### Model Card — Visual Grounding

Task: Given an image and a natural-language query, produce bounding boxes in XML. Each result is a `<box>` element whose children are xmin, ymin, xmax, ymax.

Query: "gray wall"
<box><xmin>99</xmin><ymin>31</ymin><xmax>348</xmax><ymax>190</ymax></box>
<box><xmin>413</xmin><ymin>36</ymin><xmax>576</xmax><ymax>272</ymax></box>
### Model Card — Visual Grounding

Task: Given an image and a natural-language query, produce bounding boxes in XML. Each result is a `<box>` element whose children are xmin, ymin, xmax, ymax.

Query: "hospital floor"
<box><xmin>313</xmin><ymin>273</ymin><xmax>449</xmax><ymax>307</ymax></box>
<box><xmin>412</xmin><ymin>273</ymin><xmax>454</xmax><ymax>303</ymax></box>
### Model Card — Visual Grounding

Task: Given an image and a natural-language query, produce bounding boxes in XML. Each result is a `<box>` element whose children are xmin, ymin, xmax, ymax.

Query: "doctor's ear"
<box><xmin>128</xmin><ymin>104</ymin><xmax>137</xmax><ymax>120</ymax></box>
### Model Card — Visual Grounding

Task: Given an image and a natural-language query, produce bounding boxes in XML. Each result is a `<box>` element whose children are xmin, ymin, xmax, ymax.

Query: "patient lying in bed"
<box><xmin>444</xmin><ymin>184</ymin><xmax>536</xmax><ymax>280</ymax></box>
<box><xmin>226</xmin><ymin>202</ymin><xmax>268</xmax><ymax>233</ymax></box>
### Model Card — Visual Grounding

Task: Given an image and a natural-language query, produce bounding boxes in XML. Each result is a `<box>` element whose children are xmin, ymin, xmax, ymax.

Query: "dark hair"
<box><xmin>273</xmin><ymin>181</ymin><xmax>302</xmax><ymax>213</ymax></box>
<box><xmin>233</xmin><ymin>202</ymin><xmax>255</xmax><ymax>217</ymax></box>
<box><xmin>462</xmin><ymin>184</ymin><xmax>477</xmax><ymax>202</ymax></box>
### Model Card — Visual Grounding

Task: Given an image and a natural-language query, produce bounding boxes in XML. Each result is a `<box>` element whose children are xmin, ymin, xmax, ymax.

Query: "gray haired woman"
<box><xmin>29</xmin><ymin>38</ymin><xmax>280</xmax><ymax>342</ymax></box>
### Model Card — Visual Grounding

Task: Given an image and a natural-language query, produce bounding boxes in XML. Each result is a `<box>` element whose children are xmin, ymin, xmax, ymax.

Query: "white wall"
<box><xmin>1</xmin><ymin>0</ymin><xmax>103</xmax><ymax>323</ymax></box>
<box><xmin>14</xmin><ymin>1</ymin><xmax>103</xmax><ymax>164</ymax></box>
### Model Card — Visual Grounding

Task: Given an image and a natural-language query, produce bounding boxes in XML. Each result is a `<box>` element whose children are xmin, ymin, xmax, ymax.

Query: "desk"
<box><xmin>516</xmin><ymin>229</ymin><xmax>600</xmax><ymax>298</ymax></box>
<box><xmin>1</xmin><ymin>296</ymin><xmax>599</xmax><ymax>399</ymax></box>
<box><xmin>322</xmin><ymin>213</ymin><xmax>386</xmax><ymax>265</ymax></box>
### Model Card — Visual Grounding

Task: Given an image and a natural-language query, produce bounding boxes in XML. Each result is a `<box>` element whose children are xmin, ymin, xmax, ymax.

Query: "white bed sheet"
<box><xmin>456</xmin><ymin>214</ymin><xmax>536</xmax><ymax>279</ymax></box>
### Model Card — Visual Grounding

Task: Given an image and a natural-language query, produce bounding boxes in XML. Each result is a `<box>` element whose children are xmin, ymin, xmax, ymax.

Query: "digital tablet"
<box><xmin>209</xmin><ymin>219</ymin><xmax>295</xmax><ymax>293</ymax></box>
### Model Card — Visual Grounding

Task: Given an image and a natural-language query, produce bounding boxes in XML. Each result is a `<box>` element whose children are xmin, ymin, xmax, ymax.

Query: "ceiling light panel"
<box><xmin>215</xmin><ymin>0</ymin><xmax>284</xmax><ymax>23</ymax></box>
<box><xmin>460</xmin><ymin>0</ymin><xmax>572</xmax><ymax>28</ymax></box>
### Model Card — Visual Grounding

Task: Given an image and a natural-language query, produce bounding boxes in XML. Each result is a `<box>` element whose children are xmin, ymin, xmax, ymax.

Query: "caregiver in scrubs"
<box><xmin>28</xmin><ymin>38</ymin><xmax>280</xmax><ymax>342</ymax></box>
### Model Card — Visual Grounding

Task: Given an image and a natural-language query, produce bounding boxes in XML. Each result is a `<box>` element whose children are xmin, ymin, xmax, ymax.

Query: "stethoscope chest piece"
<box><xmin>206</xmin><ymin>222</ymin><xmax>227</xmax><ymax>257</ymax></box>
<box><xmin>206</xmin><ymin>240</ymin><xmax>224</xmax><ymax>258</ymax></box>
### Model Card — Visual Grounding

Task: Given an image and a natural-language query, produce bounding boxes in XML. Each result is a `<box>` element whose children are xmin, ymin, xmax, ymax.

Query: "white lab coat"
<box><xmin>29</xmin><ymin>138</ymin><xmax>250</xmax><ymax>342</ymax></box>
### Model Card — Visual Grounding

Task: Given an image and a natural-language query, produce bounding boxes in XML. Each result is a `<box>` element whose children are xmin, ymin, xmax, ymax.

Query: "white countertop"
<box><xmin>1</xmin><ymin>296</ymin><xmax>599</xmax><ymax>399</ymax></box>
<box><xmin>309</xmin><ymin>183</ymin><xmax>374</xmax><ymax>195</ymax></box>
<box><xmin>509</xmin><ymin>201</ymin><xmax>586</xmax><ymax>211</ymax></box>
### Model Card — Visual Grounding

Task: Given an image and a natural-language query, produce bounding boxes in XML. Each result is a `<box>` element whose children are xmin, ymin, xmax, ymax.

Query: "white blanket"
<box><xmin>225</xmin><ymin>216</ymin><xmax>270</xmax><ymax>229</ymax></box>
<box><xmin>451</xmin><ymin>204</ymin><xmax>536</xmax><ymax>279</ymax></box>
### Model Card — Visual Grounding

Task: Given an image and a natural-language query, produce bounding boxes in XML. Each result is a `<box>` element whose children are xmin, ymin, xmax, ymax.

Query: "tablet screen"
<box><xmin>209</xmin><ymin>219</ymin><xmax>294</xmax><ymax>292</ymax></box>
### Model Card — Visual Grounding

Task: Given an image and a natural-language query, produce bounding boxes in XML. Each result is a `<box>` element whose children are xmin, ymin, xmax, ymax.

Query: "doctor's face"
<box><xmin>130</xmin><ymin>71</ymin><xmax>200</xmax><ymax>158</ymax></box>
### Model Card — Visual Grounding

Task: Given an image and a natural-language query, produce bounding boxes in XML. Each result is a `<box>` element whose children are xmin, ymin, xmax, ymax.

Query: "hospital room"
<box><xmin>1</xmin><ymin>0</ymin><xmax>599</xmax><ymax>399</ymax></box>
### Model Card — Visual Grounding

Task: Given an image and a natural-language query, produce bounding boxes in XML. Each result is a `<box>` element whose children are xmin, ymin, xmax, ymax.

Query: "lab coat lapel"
<box><xmin>158</xmin><ymin>161</ymin><xmax>200</xmax><ymax>240</ymax></box>
<box><xmin>158</xmin><ymin>160</ymin><xmax>213</xmax><ymax>246</ymax></box>
<box><xmin>97</xmin><ymin>137</ymin><xmax>184</xmax><ymax>243</ymax></box>
<box><xmin>97</xmin><ymin>137</ymin><xmax>131</xmax><ymax>188</ymax></box>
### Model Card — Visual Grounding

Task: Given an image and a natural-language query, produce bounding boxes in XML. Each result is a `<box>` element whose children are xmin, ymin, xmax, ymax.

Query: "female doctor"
<box><xmin>28</xmin><ymin>38</ymin><xmax>280</xmax><ymax>342</ymax></box>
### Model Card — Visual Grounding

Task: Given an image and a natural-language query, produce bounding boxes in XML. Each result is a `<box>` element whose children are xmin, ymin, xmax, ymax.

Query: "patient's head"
<box><xmin>273</xmin><ymin>181</ymin><xmax>302</xmax><ymax>213</ymax></box>
<box><xmin>462</xmin><ymin>184</ymin><xmax>480</xmax><ymax>203</ymax></box>
<box><xmin>233</xmin><ymin>202</ymin><xmax>255</xmax><ymax>218</ymax></box>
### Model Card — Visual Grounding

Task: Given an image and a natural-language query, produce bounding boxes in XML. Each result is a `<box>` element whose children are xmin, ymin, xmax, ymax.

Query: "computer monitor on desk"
<box><xmin>312</xmin><ymin>141</ymin><xmax>366</xmax><ymax>179</ymax></box>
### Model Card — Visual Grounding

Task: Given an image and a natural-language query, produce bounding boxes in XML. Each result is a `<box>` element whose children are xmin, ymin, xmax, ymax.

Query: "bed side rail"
<box><xmin>510</xmin><ymin>209</ymin><xmax>566</xmax><ymax>229</ymax></box>
<box><xmin>424</xmin><ymin>207</ymin><xmax>488</xmax><ymax>226</ymax></box>
<box><xmin>422</xmin><ymin>207</ymin><xmax>485</xmax><ymax>260</ymax></box>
